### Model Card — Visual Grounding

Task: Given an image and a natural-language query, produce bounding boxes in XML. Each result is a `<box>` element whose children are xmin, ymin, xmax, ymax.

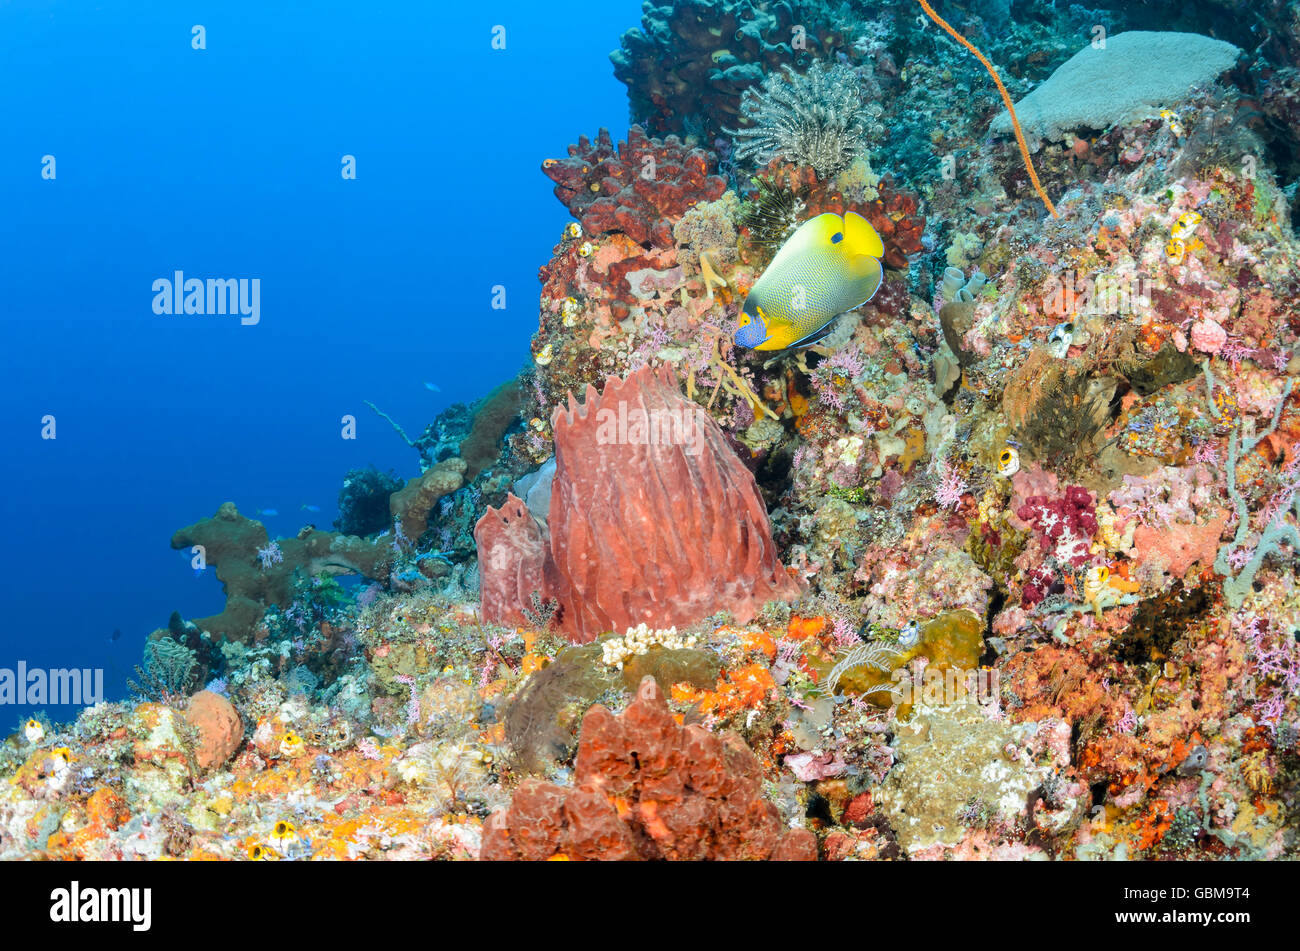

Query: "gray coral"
<box><xmin>729</xmin><ymin>61</ymin><xmax>875</xmax><ymax>178</ymax></box>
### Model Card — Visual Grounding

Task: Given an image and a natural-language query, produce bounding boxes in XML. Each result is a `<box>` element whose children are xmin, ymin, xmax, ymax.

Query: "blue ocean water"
<box><xmin>0</xmin><ymin>0</ymin><xmax>636</xmax><ymax>726</ymax></box>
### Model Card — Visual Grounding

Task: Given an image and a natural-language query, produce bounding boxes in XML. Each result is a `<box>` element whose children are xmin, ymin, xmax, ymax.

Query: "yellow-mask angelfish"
<box><xmin>734</xmin><ymin>211</ymin><xmax>885</xmax><ymax>351</ymax></box>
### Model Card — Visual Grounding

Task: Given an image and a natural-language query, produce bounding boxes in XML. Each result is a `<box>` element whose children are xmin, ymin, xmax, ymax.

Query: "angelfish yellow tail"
<box><xmin>916</xmin><ymin>0</ymin><xmax>1060</xmax><ymax>219</ymax></box>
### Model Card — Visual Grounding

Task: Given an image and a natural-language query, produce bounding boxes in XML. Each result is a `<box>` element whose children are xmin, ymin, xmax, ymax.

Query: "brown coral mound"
<box><xmin>172</xmin><ymin>458</ymin><xmax>462</xmax><ymax>640</ymax></box>
<box><xmin>480</xmin><ymin>676</ymin><xmax>818</xmax><ymax>861</ymax></box>
<box><xmin>457</xmin><ymin>381</ymin><xmax>521</xmax><ymax>481</ymax></box>
<box><xmin>542</xmin><ymin>127</ymin><xmax>726</xmax><ymax>248</ymax></box>
<box><xmin>171</xmin><ymin>503</ymin><xmax>394</xmax><ymax>641</ymax></box>
<box><xmin>475</xmin><ymin>365</ymin><xmax>800</xmax><ymax>643</ymax></box>
<box><xmin>389</xmin><ymin>457</ymin><xmax>467</xmax><ymax>542</ymax></box>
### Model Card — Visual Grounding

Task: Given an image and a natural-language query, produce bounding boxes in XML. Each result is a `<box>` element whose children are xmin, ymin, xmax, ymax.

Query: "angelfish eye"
<box><xmin>831</xmin><ymin>232</ymin><xmax>843</xmax><ymax>243</ymax></box>
<box><xmin>1000</xmin><ymin>451</ymin><xmax>1011</xmax><ymax>463</ymax></box>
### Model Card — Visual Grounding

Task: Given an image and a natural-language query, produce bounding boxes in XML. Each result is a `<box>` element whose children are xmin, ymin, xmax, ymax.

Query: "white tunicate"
<box><xmin>942</xmin><ymin>266</ymin><xmax>966</xmax><ymax>301</ymax></box>
<box><xmin>1048</xmin><ymin>321</ymin><xmax>1074</xmax><ymax>358</ymax></box>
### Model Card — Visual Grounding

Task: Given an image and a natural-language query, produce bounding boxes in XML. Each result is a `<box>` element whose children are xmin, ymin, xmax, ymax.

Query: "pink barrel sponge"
<box><xmin>475</xmin><ymin>365</ymin><xmax>801</xmax><ymax>642</ymax></box>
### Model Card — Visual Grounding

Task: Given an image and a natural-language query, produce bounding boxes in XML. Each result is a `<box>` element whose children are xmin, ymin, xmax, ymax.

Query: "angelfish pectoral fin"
<box><xmin>845</xmin><ymin>254</ymin><xmax>884</xmax><ymax>308</ymax></box>
<box><xmin>784</xmin><ymin>320</ymin><xmax>839</xmax><ymax>351</ymax></box>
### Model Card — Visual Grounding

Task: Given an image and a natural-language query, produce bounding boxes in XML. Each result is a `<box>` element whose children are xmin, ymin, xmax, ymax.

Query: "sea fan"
<box><xmin>729</xmin><ymin>61</ymin><xmax>872</xmax><ymax>178</ymax></box>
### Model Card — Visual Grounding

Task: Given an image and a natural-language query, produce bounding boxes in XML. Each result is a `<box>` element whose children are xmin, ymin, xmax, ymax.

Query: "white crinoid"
<box><xmin>729</xmin><ymin>61</ymin><xmax>873</xmax><ymax>178</ymax></box>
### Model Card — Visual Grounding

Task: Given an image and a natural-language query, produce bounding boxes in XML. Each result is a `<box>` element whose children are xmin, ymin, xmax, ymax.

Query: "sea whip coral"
<box><xmin>475</xmin><ymin>365</ymin><xmax>801</xmax><ymax>642</ymax></box>
<box><xmin>916</xmin><ymin>0</ymin><xmax>1058</xmax><ymax>218</ymax></box>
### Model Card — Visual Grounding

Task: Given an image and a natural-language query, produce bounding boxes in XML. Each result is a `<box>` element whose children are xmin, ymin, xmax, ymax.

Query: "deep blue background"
<box><xmin>0</xmin><ymin>0</ymin><xmax>637</xmax><ymax>725</ymax></box>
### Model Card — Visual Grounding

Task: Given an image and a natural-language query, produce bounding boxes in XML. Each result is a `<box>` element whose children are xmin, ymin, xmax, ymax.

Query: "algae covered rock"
<box><xmin>126</xmin><ymin>704</ymin><xmax>196</xmax><ymax>807</ymax></box>
<box><xmin>827</xmin><ymin>609</ymin><xmax>985</xmax><ymax>714</ymax></box>
<box><xmin>879</xmin><ymin>698</ymin><xmax>1050</xmax><ymax>855</ymax></box>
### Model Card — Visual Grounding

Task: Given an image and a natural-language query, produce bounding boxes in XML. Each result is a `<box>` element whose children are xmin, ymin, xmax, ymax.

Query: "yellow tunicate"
<box><xmin>1094</xmin><ymin>503</ymin><xmax>1124</xmax><ymax>553</ymax></box>
<box><xmin>977</xmin><ymin>487</ymin><xmax>1001</xmax><ymax>524</ymax></box>
<box><xmin>561</xmin><ymin>297</ymin><xmax>580</xmax><ymax>327</ymax></box>
<box><xmin>1171</xmin><ymin>211</ymin><xmax>1202</xmax><ymax>241</ymax></box>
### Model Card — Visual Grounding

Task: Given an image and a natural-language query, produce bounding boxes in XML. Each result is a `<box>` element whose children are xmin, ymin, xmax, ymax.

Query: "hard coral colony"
<box><xmin>14</xmin><ymin>0</ymin><xmax>1300</xmax><ymax>869</ymax></box>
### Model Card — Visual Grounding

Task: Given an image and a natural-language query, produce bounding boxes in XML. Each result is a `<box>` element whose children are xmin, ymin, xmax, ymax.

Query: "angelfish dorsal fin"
<box><xmin>840</xmin><ymin>211</ymin><xmax>884</xmax><ymax>259</ymax></box>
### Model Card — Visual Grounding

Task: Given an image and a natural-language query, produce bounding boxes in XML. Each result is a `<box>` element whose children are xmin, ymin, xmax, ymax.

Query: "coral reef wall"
<box><xmin>610</xmin><ymin>0</ymin><xmax>856</xmax><ymax>139</ymax></box>
<box><xmin>36</xmin><ymin>1</ymin><xmax>1300</xmax><ymax>865</ymax></box>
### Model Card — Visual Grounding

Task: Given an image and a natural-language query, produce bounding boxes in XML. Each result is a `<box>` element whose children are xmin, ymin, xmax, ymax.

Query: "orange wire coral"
<box><xmin>917</xmin><ymin>0</ymin><xmax>1059</xmax><ymax>218</ymax></box>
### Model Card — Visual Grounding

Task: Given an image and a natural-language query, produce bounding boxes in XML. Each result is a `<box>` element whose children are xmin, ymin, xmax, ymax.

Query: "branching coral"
<box><xmin>729</xmin><ymin>61</ymin><xmax>874</xmax><ymax>178</ymax></box>
<box><xmin>335</xmin><ymin>466</ymin><xmax>404</xmax><ymax>537</ymax></box>
<box><xmin>610</xmin><ymin>0</ymin><xmax>853</xmax><ymax>138</ymax></box>
<box><xmin>1214</xmin><ymin>379</ymin><xmax>1299</xmax><ymax>607</ymax></box>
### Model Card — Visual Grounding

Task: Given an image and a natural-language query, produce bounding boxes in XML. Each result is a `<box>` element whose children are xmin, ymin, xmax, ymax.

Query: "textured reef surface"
<box><xmin>8</xmin><ymin>0</ymin><xmax>1300</xmax><ymax>861</ymax></box>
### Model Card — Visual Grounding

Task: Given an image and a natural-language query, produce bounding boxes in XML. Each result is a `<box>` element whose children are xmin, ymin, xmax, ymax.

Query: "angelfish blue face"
<box><xmin>733</xmin><ymin>300</ymin><xmax>769</xmax><ymax>349</ymax></box>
